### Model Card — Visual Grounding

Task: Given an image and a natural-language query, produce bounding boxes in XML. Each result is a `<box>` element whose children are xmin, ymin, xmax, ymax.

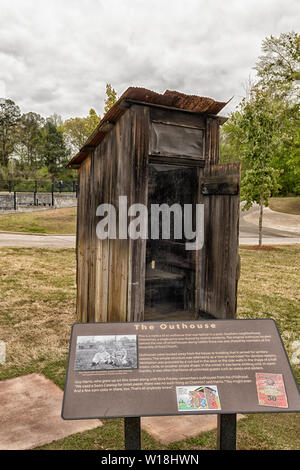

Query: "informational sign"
<box><xmin>62</xmin><ymin>319</ymin><xmax>300</xmax><ymax>419</ymax></box>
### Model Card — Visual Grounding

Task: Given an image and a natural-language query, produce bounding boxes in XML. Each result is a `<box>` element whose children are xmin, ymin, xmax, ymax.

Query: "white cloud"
<box><xmin>0</xmin><ymin>0</ymin><xmax>299</xmax><ymax>119</ymax></box>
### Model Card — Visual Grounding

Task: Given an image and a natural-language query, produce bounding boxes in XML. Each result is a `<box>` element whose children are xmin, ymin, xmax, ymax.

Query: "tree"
<box><xmin>0</xmin><ymin>99</ymin><xmax>21</xmax><ymax>166</ymax></box>
<box><xmin>39</xmin><ymin>121</ymin><xmax>70</xmax><ymax>180</ymax></box>
<box><xmin>254</xmin><ymin>32</ymin><xmax>300</xmax><ymax>92</ymax></box>
<box><xmin>219</xmin><ymin>123</ymin><xmax>242</xmax><ymax>165</ymax></box>
<box><xmin>104</xmin><ymin>83</ymin><xmax>117</xmax><ymax>114</ymax></box>
<box><xmin>15</xmin><ymin>112</ymin><xmax>45</xmax><ymax>169</ymax></box>
<box><xmin>269</xmin><ymin>99</ymin><xmax>300</xmax><ymax>195</ymax></box>
<box><xmin>47</xmin><ymin>113</ymin><xmax>64</xmax><ymax>128</ymax></box>
<box><xmin>221</xmin><ymin>32</ymin><xmax>300</xmax><ymax>198</ymax></box>
<box><xmin>63</xmin><ymin>108</ymin><xmax>101</xmax><ymax>153</ymax></box>
<box><xmin>223</xmin><ymin>86</ymin><xmax>281</xmax><ymax>246</ymax></box>
<box><xmin>85</xmin><ymin>108</ymin><xmax>101</xmax><ymax>135</ymax></box>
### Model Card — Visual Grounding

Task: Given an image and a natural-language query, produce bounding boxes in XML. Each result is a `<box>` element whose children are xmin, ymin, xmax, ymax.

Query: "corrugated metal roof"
<box><xmin>67</xmin><ymin>87</ymin><xmax>228</xmax><ymax>168</ymax></box>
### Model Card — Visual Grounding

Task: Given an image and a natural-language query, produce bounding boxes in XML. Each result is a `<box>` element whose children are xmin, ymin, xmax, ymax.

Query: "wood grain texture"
<box><xmin>127</xmin><ymin>105</ymin><xmax>149</xmax><ymax>322</ymax></box>
<box><xmin>205</xmin><ymin>117</ymin><xmax>219</xmax><ymax>165</ymax></box>
<box><xmin>198</xmin><ymin>162</ymin><xmax>241</xmax><ymax>319</ymax></box>
<box><xmin>76</xmin><ymin>105</ymin><xmax>149</xmax><ymax>323</ymax></box>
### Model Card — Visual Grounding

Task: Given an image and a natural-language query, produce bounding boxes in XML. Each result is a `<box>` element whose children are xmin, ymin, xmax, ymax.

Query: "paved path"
<box><xmin>0</xmin><ymin>374</ymin><xmax>102</xmax><ymax>450</ymax></box>
<box><xmin>0</xmin><ymin>232</ymin><xmax>75</xmax><ymax>248</ymax></box>
<box><xmin>239</xmin><ymin>204</ymin><xmax>300</xmax><ymax>245</ymax></box>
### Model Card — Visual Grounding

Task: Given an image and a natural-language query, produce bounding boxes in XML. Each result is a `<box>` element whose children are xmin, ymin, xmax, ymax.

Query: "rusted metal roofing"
<box><xmin>67</xmin><ymin>87</ymin><xmax>228</xmax><ymax>168</ymax></box>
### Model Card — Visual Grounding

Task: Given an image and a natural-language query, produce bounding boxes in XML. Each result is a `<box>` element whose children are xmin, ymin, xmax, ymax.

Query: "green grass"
<box><xmin>0</xmin><ymin>245</ymin><xmax>299</xmax><ymax>450</ymax></box>
<box><xmin>0</xmin><ymin>207</ymin><xmax>77</xmax><ymax>234</ymax></box>
<box><xmin>269</xmin><ymin>197</ymin><xmax>300</xmax><ymax>215</ymax></box>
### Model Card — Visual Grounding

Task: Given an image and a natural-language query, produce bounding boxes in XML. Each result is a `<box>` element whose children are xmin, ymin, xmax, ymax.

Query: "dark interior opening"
<box><xmin>144</xmin><ymin>164</ymin><xmax>198</xmax><ymax>321</ymax></box>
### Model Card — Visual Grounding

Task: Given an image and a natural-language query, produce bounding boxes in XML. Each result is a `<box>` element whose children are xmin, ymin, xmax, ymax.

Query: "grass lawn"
<box><xmin>269</xmin><ymin>197</ymin><xmax>300</xmax><ymax>215</ymax></box>
<box><xmin>0</xmin><ymin>245</ymin><xmax>299</xmax><ymax>450</ymax></box>
<box><xmin>0</xmin><ymin>207</ymin><xmax>77</xmax><ymax>234</ymax></box>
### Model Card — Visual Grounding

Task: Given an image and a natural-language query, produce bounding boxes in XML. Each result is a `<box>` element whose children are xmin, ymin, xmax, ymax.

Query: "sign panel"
<box><xmin>62</xmin><ymin>319</ymin><xmax>300</xmax><ymax>419</ymax></box>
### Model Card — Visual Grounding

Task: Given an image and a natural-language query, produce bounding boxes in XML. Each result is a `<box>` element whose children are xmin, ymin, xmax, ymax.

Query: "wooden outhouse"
<box><xmin>67</xmin><ymin>87</ymin><xmax>240</xmax><ymax>323</ymax></box>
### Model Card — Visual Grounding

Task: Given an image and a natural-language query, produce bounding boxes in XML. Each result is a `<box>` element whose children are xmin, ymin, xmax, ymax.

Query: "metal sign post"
<box><xmin>217</xmin><ymin>414</ymin><xmax>237</xmax><ymax>450</ymax></box>
<box><xmin>124</xmin><ymin>417</ymin><xmax>141</xmax><ymax>450</ymax></box>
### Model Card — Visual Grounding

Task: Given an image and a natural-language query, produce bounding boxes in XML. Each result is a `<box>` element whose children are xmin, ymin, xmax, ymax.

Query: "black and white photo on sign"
<box><xmin>74</xmin><ymin>335</ymin><xmax>138</xmax><ymax>371</ymax></box>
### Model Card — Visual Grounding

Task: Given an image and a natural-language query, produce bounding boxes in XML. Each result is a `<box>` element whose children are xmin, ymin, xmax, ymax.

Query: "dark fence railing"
<box><xmin>0</xmin><ymin>180</ymin><xmax>78</xmax><ymax>210</ymax></box>
<box><xmin>0</xmin><ymin>180</ymin><xmax>78</xmax><ymax>194</ymax></box>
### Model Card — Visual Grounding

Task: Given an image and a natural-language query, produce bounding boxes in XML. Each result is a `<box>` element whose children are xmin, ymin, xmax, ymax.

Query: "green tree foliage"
<box><xmin>254</xmin><ymin>32</ymin><xmax>300</xmax><ymax>196</ymax></box>
<box><xmin>221</xmin><ymin>31</ymin><xmax>300</xmax><ymax>205</ymax></box>
<box><xmin>254</xmin><ymin>32</ymin><xmax>300</xmax><ymax>90</ymax></box>
<box><xmin>62</xmin><ymin>108</ymin><xmax>100</xmax><ymax>153</ymax></box>
<box><xmin>0</xmin><ymin>83</ymin><xmax>115</xmax><ymax>181</ymax></box>
<box><xmin>39</xmin><ymin>121</ymin><xmax>70</xmax><ymax>181</ymax></box>
<box><xmin>104</xmin><ymin>83</ymin><xmax>117</xmax><ymax>114</ymax></box>
<box><xmin>269</xmin><ymin>99</ymin><xmax>300</xmax><ymax>195</ymax></box>
<box><xmin>0</xmin><ymin>99</ymin><xmax>21</xmax><ymax>166</ymax></box>
<box><xmin>223</xmin><ymin>86</ymin><xmax>282</xmax><ymax>245</ymax></box>
<box><xmin>16</xmin><ymin>112</ymin><xmax>45</xmax><ymax>170</ymax></box>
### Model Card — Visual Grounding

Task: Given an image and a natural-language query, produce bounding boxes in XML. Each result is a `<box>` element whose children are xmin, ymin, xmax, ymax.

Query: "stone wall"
<box><xmin>0</xmin><ymin>194</ymin><xmax>15</xmax><ymax>210</ymax></box>
<box><xmin>0</xmin><ymin>192</ymin><xmax>77</xmax><ymax>210</ymax></box>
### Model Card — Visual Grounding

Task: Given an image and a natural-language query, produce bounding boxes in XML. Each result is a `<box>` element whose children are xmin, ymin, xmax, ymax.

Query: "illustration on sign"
<box><xmin>176</xmin><ymin>385</ymin><xmax>221</xmax><ymax>411</ymax></box>
<box><xmin>256</xmin><ymin>373</ymin><xmax>288</xmax><ymax>408</ymax></box>
<box><xmin>74</xmin><ymin>335</ymin><xmax>138</xmax><ymax>371</ymax></box>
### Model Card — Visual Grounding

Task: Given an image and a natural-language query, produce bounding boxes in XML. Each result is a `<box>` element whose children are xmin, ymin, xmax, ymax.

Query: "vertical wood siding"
<box><xmin>199</xmin><ymin>162</ymin><xmax>241</xmax><ymax>319</ymax></box>
<box><xmin>76</xmin><ymin>105</ymin><xmax>149</xmax><ymax>323</ymax></box>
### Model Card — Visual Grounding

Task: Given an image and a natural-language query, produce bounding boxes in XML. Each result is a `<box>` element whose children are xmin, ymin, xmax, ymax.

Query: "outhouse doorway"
<box><xmin>145</xmin><ymin>163</ymin><xmax>198</xmax><ymax>321</ymax></box>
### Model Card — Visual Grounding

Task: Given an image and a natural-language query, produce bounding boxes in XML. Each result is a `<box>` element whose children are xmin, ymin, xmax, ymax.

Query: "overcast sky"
<box><xmin>0</xmin><ymin>0</ymin><xmax>299</xmax><ymax>119</ymax></box>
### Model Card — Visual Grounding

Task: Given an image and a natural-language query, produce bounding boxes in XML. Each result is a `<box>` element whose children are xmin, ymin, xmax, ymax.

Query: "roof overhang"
<box><xmin>67</xmin><ymin>87</ymin><xmax>229</xmax><ymax>169</ymax></box>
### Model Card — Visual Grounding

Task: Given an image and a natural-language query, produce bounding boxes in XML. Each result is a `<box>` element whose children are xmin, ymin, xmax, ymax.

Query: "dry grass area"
<box><xmin>0</xmin><ymin>248</ymin><xmax>76</xmax><ymax>386</ymax></box>
<box><xmin>238</xmin><ymin>245</ymin><xmax>300</xmax><ymax>367</ymax></box>
<box><xmin>269</xmin><ymin>197</ymin><xmax>300</xmax><ymax>215</ymax></box>
<box><xmin>0</xmin><ymin>245</ymin><xmax>299</xmax><ymax>450</ymax></box>
<box><xmin>0</xmin><ymin>207</ymin><xmax>77</xmax><ymax>234</ymax></box>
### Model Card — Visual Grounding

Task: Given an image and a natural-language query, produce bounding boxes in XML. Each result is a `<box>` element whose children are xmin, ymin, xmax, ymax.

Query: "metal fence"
<box><xmin>0</xmin><ymin>179</ymin><xmax>78</xmax><ymax>194</ymax></box>
<box><xmin>0</xmin><ymin>180</ymin><xmax>78</xmax><ymax>210</ymax></box>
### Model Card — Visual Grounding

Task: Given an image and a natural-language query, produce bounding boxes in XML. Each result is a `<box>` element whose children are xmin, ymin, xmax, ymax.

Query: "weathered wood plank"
<box><xmin>150</xmin><ymin>106</ymin><xmax>206</xmax><ymax>129</ymax></box>
<box><xmin>200</xmin><ymin>176</ymin><xmax>239</xmax><ymax>195</ymax></box>
<box><xmin>77</xmin><ymin>155</ymin><xmax>91</xmax><ymax>323</ymax></box>
<box><xmin>107</xmin><ymin>118</ymin><xmax>129</xmax><ymax>322</ymax></box>
<box><xmin>149</xmin><ymin>154</ymin><xmax>205</xmax><ymax>167</ymax></box>
<box><xmin>199</xmin><ymin>162</ymin><xmax>241</xmax><ymax>319</ymax></box>
<box><xmin>127</xmin><ymin>105</ymin><xmax>149</xmax><ymax>322</ymax></box>
<box><xmin>205</xmin><ymin>117</ymin><xmax>219</xmax><ymax>165</ymax></box>
<box><xmin>93</xmin><ymin>146</ymin><xmax>104</xmax><ymax>322</ymax></box>
<box><xmin>98</xmin><ymin>135</ymin><xmax>112</xmax><ymax>322</ymax></box>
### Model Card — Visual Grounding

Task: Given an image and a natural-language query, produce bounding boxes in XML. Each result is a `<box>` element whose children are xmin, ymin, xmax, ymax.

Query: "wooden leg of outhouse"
<box><xmin>124</xmin><ymin>417</ymin><xmax>141</xmax><ymax>450</ymax></box>
<box><xmin>217</xmin><ymin>414</ymin><xmax>237</xmax><ymax>450</ymax></box>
